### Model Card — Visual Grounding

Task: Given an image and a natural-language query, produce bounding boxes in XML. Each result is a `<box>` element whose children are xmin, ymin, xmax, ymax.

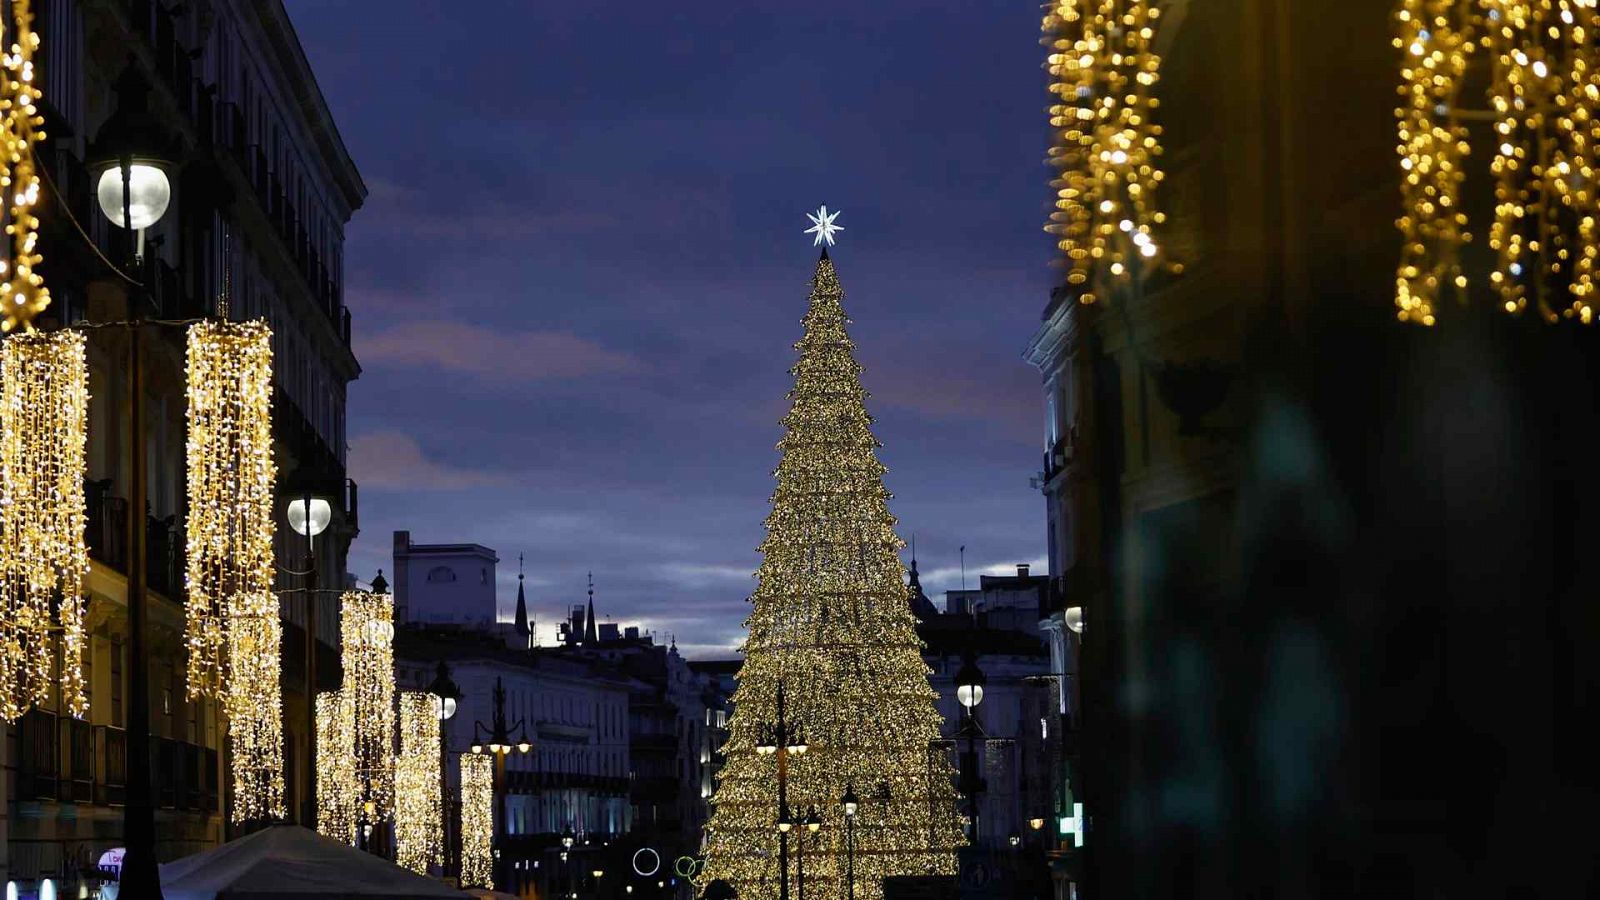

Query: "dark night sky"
<box><xmin>284</xmin><ymin>0</ymin><xmax>1057</xmax><ymax>657</ymax></box>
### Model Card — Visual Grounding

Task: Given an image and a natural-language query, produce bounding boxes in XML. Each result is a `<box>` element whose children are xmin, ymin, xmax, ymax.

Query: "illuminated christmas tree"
<box><xmin>701</xmin><ymin>217</ymin><xmax>963</xmax><ymax>900</ymax></box>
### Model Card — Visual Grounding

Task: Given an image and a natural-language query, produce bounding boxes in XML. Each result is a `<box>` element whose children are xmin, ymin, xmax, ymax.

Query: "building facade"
<box><xmin>3</xmin><ymin>0</ymin><xmax>362</xmax><ymax>890</ymax></box>
<box><xmin>392</xmin><ymin>530</ymin><xmax>500</xmax><ymax>628</ymax></box>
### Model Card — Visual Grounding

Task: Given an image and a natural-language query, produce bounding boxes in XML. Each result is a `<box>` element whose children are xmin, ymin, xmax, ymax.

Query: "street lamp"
<box><xmin>469</xmin><ymin>677</ymin><xmax>531</xmax><ymax>889</ymax></box>
<box><xmin>84</xmin><ymin>60</ymin><xmax>179</xmax><ymax>900</ymax></box>
<box><xmin>755</xmin><ymin>680</ymin><xmax>807</xmax><ymax>900</ymax></box>
<box><xmin>842</xmin><ymin>786</ymin><xmax>859</xmax><ymax>900</ymax></box>
<box><xmin>428</xmin><ymin>662</ymin><xmax>462</xmax><ymax>876</ymax></box>
<box><xmin>1065</xmin><ymin>606</ymin><xmax>1084</xmax><ymax>635</ymax></box>
<box><xmin>283</xmin><ymin>482</ymin><xmax>334</xmax><ymax>827</ymax></box>
<box><xmin>795</xmin><ymin>805</ymin><xmax>821</xmax><ymax>900</ymax></box>
<box><xmin>955</xmin><ymin>649</ymin><xmax>987</xmax><ymax>844</ymax></box>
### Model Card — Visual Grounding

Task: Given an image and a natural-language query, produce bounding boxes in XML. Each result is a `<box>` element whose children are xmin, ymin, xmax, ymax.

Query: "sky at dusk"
<box><xmin>285</xmin><ymin>1</ymin><xmax>1059</xmax><ymax>658</ymax></box>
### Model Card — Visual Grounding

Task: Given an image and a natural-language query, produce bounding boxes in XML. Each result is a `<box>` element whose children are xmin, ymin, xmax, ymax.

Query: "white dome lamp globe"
<box><xmin>287</xmin><ymin>496</ymin><xmax>333</xmax><ymax>547</ymax></box>
<box><xmin>87</xmin><ymin>64</ymin><xmax>178</xmax><ymax>264</ymax></box>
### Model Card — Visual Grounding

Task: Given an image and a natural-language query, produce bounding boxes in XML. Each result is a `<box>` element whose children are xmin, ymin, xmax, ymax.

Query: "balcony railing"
<box><xmin>98</xmin><ymin>725</ymin><xmax>128</xmax><ymax>806</ymax></box>
<box><xmin>86</xmin><ymin>479</ymin><xmax>129</xmax><ymax>572</ymax></box>
<box><xmin>17</xmin><ymin>709</ymin><xmax>59</xmax><ymax>801</ymax></box>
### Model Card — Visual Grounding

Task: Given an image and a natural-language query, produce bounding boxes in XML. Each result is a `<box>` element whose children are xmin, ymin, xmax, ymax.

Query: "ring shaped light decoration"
<box><xmin>632</xmin><ymin>847</ymin><xmax>661</xmax><ymax>877</ymax></box>
<box><xmin>674</xmin><ymin>856</ymin><xmax>700</xmax><ymax>878</ymax></box>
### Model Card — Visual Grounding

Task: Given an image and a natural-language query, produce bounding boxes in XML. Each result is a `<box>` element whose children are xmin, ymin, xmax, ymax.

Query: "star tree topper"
<box><xmin>805</xmin><ymin>205</ymin><xmax>843</xmax><ymax>247</ymax></box>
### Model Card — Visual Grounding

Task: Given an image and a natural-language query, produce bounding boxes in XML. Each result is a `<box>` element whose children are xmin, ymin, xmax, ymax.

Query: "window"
<box><xmin>426</xmin><ymin>566</ymin><xmax>456</xmax><ymax>583</ymax></box>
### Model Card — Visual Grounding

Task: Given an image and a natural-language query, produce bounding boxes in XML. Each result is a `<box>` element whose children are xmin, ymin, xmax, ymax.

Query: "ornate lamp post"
<box><xmin>428</xmin><ymin>661</ymin><xmax>462</xmax><ymax>876</ymax></box>
<box><xmin>955</xmin><ymin>649</ymin><xmax>987</xmax><ymax>844</ymax></box>
<box><xmin>754</xmin><ymin>680</ymin><xmax>808</xmax><ymax>900</ymax></box>
<box><xmin>841</xmin><ymin>786</ymin><xmax>859</xmax><ymax>900</ymax></box>
<box><xmin>84</xmin><ymin>61</ymin><xmax>178</xmax><ymax>900</ymax></box>
<box><xmin>469</xmin><ymin>677</ymin><xmax>531</xmax><ymax>889</ymax></box>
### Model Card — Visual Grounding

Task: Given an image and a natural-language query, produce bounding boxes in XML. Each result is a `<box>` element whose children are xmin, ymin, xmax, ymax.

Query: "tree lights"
<box><xmin>699</xmin><ymin>250</ymin><xmax>963</xmax><ymax>900</ymax></box>
<box><xmin>0</xmin><ymin>331</ymin><xmax>88</xmax><ymax>720</ymax></box>
<box><xmin>1394</xmin><ymin>0</ymin><xmax>1600</xmax><ymax>323</ymax></box>
<box><xmin>459</xmin><ymin>754</ymin><xmax>495</xmax><ymax>890</ymax></box>
<box><xmin>0</xmin><ymin>0</ymin><xmax>52</xmax><ymax>333</ymax></box>
<box><xmin>342</xmin><ymin>588</ymin><xmax>396</xmax><ymax>824</ymax></box>
<box><xmin>1042</xmin><ymin>0</ymin><xmax>1168</xmax><ymax>304</ymax></box>
<box><xmin>395</xmin><ymin>691</ymin><xmax>442</xmax><ymax>874</ymax></box>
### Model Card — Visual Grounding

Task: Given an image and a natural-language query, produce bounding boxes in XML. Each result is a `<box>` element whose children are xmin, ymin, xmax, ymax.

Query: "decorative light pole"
<box><xmin>469</xmin><ymin>677</ymin><xmax>531</xmax><ymax>889</ymax></box>
<box><xmin>286</xmin><ymin>487</ymin><xmax>332</xmax><ymax>827</ymax></box>
<box><xmin>84</xmin><ymin>61</ymin><xmax>178</xmax><ymax>900</ymax></box>
<box><xmin>841</xmin><ymin>786</ymin><xmax>859</xmax><ymax>900</ymax></box>
<box><xmin>754</xmin><ymin>680</ymin><xmax>808</xmax><ymax>900</ymax></box>
<box><xmin>561</xmin><ymin>826</ymin><xmax>575</xmax><ymax>899</ymax></box>
<box><xmin>428</xmin><ymin>661</ymin><xmax>462</xmax><ymax>876</ymax></box>
<box><xmin>955</xmin><ymin>649</ymin><xmax>987</xmax><ymax>844</ymax></box>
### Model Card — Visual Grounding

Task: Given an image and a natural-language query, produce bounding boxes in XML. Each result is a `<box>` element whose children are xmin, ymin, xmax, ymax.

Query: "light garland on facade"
<box><xmin>316</xmin><ymin>689</ymin><xmax>358</xmax><ymax>844</ymax></box>
<box><xmin>395</xmin><ymin>691</ymin><xmax>442</xmax><ymax>874</ymax></box>
<box><xmin>0</xmin><ymin>331</ymin><xmax>88</xmax><ymax>721</ymax></box>
<box><xmin>184</xmin><ymin>320</ymin><xmax>276</xmax><ymax>700</ymax></box>
<box><xmin>459</xmin><ymin>753</ymin><xmax>494</xmax><ymax>890</ymax></box>
<box><xmin>1394</xmin><ymin>0</ymin><xmax>1600</xmax><ymax>323</ymax></box>
<box><xmin>341</xmin><ymin>588</ymin><xmax>396</xmax><ymax>823</ymax></box>
<box><xmin>1043</xmin><ymin>0</ymin><xmax>1168</xmax><ymax>305</ymax></box>
<box><xmin>0</xmin><ymin>0</ymin><xmax>52</xmax><ymax>333</ymax></box>
<box><xmin>700</xmin><ymin>256</ymin><xmax>963</xmax><ymax>900</ymax></box>
<box><xmin>227</xmin><ymin>590</ymin><xmax>285</xmax><ymax>823</ymax></box>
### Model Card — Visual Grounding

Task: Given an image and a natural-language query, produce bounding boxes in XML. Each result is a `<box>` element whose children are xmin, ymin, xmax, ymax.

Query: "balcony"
<box><xmin>86</xmin><ymin>479</ymin><xmax>129</xmax><ymax>572</ymax></box>
<box><xmin>97</xmin><ymin>725</ymin><xmax>128</xmax><ymax>806</ymax></box>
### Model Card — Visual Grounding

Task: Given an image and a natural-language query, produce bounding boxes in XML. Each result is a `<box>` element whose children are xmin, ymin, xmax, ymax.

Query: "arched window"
<box><xmin>426</xmin><ymin>565</ymin><xmax>456</xmax><ymax>583</ymax></box>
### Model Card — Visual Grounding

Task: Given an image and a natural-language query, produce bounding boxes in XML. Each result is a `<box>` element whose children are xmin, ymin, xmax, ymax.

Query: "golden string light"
<box><xmin>395</xmin><ymin>691</ymin><xmax>442</xmax><ymax>874</ymax></box>
<box><xmin>459</xmin><ymin>753</ymin><xmax>494</xmax><ymax>890</ymax></box>
<box><xmin>316</xmin><ymin>689</ymin><xmax>358</xmax><ymax>844</ymax></box>
<box><xmin>227</xmin><ymin>590</ymin><xmax>285</xmax><ymax>823</ymax></box>
<box><xmin>0</xmin><ymin>331</ymin><xmax>88</xmax><ymax>721</ymax></box>
<box><xmin>184</xmin><ymin>320</ymin><xmax>276</xmax><ymax>700</ymax></box>
<box><xmin>0</xmin><ymin>0</ymin><xmax>51</xmax><ymax>333</ymax></box>
<box><xmin>1042</xmin><ymin>0</ymin><xmax>1168</xmax><ymax>305</ymax></box>
<box><xmin>341</xmin><ymin>588</ymin><xmax>396</xmax><ymax>823</ymax></box>
<box><xmin>1394</xmin><ymin>0</ymin><xmax>1600</xmax><ymax>323</ymax></box>
<box><xmin>700</xmin><ymin>256</ymin><xmax>963</xmax><ymax>900</ymax></box>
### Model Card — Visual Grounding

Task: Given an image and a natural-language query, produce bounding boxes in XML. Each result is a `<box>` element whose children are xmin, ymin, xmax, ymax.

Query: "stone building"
<box><xmin>1</xmin><ymin>0</ymin><xmax>362</xmax><ymax>890</ymax></box>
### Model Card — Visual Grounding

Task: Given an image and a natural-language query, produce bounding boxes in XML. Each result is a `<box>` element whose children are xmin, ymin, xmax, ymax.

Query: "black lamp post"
<box><xmin>469</xmin><ymin>677</ymin><xmax>531</xmax><ymax>890</ymax></box>
<box><xmin>841</xmin><ymin>786</ymin><xmax>859</xmax><ymax>900</ymax></box>
<box><xmin>427</xmin><ymin>660</ymin><xmax>462</xmax><ymax>876</ymax></box>
<box><xmin>795</xmin><ymin>805</ymin><xmax>820</xmax><ymax>900</ymax></box>
<box><xmin>84</xmin><ymin>60</ymin><xmax>178</xmax><ymax>900</ymax></box>
<box><xmin>955</xmin><ymin>648</ymin><xmax>987</xmax><ymax>845</ymax></box>
<box><xmin>284</xmin><ymin>484</ymin><xmax>332</xmax><ymax>828</ymax></box>
<box><xmin>754</xmin><ymin>680</ymin><xmax>808</xmax><ymax>900</ymax></box>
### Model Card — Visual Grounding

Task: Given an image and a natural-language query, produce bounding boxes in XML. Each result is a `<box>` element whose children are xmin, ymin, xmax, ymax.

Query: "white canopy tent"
<box><xmin>155</xmin><ymin>826</ymin><xmax>465</xmax><ymax>900</ymax></box>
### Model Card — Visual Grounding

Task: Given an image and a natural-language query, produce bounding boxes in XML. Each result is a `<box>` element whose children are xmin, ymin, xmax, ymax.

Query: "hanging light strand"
<box><xmin>1043</xmin><ymin>0</ymin><xmax>1169</xmax><ymax>304</ymax></box>
<box><xmin>316</xmin><ymin>689</ymin><xmax>359</xmax><ymax>844</ymax></box>
<box><xmin>0</xmin><ymin>0</ymin><xmax>52</xmax><ymax>333</ymax></box>
<box><xmin>184</xmin><ymin>320</ymin><xmax>276</xmax><ymax>699</ymax></box>
<box><xmin>341</xmin><ymin>588</ymin><xmax>396</xmax><ymax>822</ymax></box>
<box><xmin>395</xmin><ymin>691</ymin><xmax>442</xmax><ymax>874</ymax></box>
<box><xmin>0</xmin><ymin>331</ymin><xmax>88</xmax><ymax>721</ymax></box>
<box><xmin>1394</xmin><ymin>0</ymin><xmax>1600</xmax><ymax>323</ymax></box>
<box><xmin>227</xmin><ymin>590</ymin><xmax>286</xmax><ymax>823</ymax></box>
<box><xmin>459</xmin><ymin>753</ymin><xmax>494</xmax><ymax>890</ymax></box>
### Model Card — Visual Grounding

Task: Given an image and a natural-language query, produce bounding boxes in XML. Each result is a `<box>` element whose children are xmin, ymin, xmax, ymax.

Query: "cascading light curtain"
<box><xmin>1394</xmin><ymin>0</ymin><xmax>1600</xmax><ymax>323</ymax></box>
<box><xmin>0</xmin><ymin>0</ymin><xmax>53</xmax><ymax>334</ymax></box>
<box><xmin>1042</xmin><ymin>0</ymin><xmax>1169</xmax><ymax>305</ymax></box>
<box><xmin>699</xmin><ymin>255</ymin><xmax>964</xmax><ymax>900</ymax></box>
<box><xmin>185</xmin><ymin>320</ymin><xmax>282</xmax><ymax>823</ymax></box>
<box><xmin>0</xmin><ymin>331</ymin><xmax>88</xmax><ymax>721</ymax></box>
<box><xmin>316</xmin><ymin>689</ymin><xmax>358</xmax><ymax>844</ymax></box>
<box><xmin>459</xmin><ymin>754</ymin><xmax>494</xmax><ymax>890</ymax></box>
<box><xmin>395</xmin><ymin>691</ymin><xmax>442</xmax><ymax>874</ymax></box>
<box><xmin>342</xmin><ymin>588</ymin><xmax>396</xmax><ymax>824</ymax></box>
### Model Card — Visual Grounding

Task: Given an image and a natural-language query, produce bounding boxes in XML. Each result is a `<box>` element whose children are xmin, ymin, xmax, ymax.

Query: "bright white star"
<box><xmin>804</xmin><ymin>206</ymin><xmax>844</xmax><ymax>247</ymax></box>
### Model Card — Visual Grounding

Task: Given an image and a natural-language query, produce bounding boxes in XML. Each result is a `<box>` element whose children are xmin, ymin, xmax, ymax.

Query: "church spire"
<box><xmin>907</xmin><ymin>534</ymin><xmax>938</xmax><ymax>620</ymax></box>
<box><xmin>584</xmin><ymin>572</ymin><xmax>599</xmax><ymax>644</ymax></box>
<box><xmin>513</xmin><ymin>552</ymin><xmax>530</xmax><ymax>645</ymax></box>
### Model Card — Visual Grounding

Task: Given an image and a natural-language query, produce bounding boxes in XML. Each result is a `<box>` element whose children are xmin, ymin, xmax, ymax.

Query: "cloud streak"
<box><xmin>357</xmin><ymin>321</ymin><xmax>645</xmax><ymax>382</ymax></box>
<box><xmin>349</xmin><ymin>430</ymin><xmax>512</xmax><ymax>490</ymax></box>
